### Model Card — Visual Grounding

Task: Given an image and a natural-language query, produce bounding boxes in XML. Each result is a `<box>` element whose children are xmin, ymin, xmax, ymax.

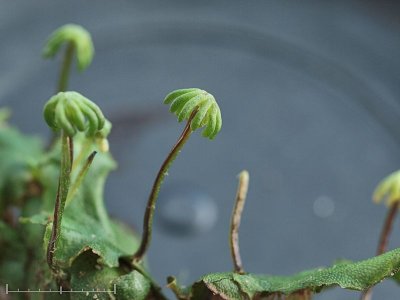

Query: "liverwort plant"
<box><xmin>43</xmin><ymin>24</ymin><xmax>95</xmax><ymax>149</ymax></box>
<box><xmin>43</xmin><ymin>24</ymin><xmax>94</xmax><ymax>92</ymax></box>
<box><xmin>132</xmin><ymin>88</ymin><xmax>222</xmax><ymax>264</ymax></box>
<box><xmin>43</xmin><ymin>91</ymin><xmax>106</xmax><ymax>271</ymax></box>
<box><xmin>5</xmin><ymin>22</ymin><xmax>400</xmax><ymax>300</ymax></box>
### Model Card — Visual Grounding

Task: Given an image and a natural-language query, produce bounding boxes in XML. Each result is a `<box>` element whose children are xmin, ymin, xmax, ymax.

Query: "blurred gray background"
<box><xmin>1</xmin><ymin>1</ymin><xmax>400</xmax><ymax>299</ymax></box>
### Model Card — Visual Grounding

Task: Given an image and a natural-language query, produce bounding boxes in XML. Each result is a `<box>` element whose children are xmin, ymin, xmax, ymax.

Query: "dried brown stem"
<box><xmin>230</xmin><ymin>170</ymin><xmax>250</xmax><ymax>274</ymax></box>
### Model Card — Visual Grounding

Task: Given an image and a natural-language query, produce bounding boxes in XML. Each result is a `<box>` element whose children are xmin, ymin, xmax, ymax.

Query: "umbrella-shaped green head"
<box><xmin>43</xmin><ymin>91</ymin><xmax>106</xmax><ymax>137</ymax></box>
<box><xmin>43</xmin><ymin>24</ymin><xmax>94</xmax><ymax>71</ymax></box>
<box><xmin>164</xmin><ymin>88</ymin><xmax>222</xmax><ymax>140</ymax></box>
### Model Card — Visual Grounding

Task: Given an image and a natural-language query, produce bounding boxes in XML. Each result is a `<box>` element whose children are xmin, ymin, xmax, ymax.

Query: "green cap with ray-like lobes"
<box><xmin>373</xmin><ymin>169</ymin><xmax>400</xmax><ymax>206</ymax></box>
<box><xmin>43</xmin><ymin>91</ymin><xmax>106</xmax><ymax>137</ymax></box>
<box><xmin>164</xmin><ymin>88</ymin><xmax>222</xmax><ymax>140</ymax></box>
<box><xmin>43</xmin><ymin>24</ymin><xmax>94</xmax><ymax>71</ymax></box>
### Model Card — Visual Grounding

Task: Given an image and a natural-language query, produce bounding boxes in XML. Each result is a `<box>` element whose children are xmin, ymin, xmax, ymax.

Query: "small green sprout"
<box><xmin>132</xmin><ymin>88</ymin><xmax>222</xmax><ymax>264</ymax></box>
<box><xmin>43</xmin><ymin>24</ymin><xmax>94</xmax><ymax>71</ymax></box>
<box><xmin>43</xmin><ymin>91</ymin><xmax>105</xmax><ymax>137</ymax></box>
<box><xmin>164</xmin><ymin>88</ymin><xmax>222</xmax><ymax>140</ymax></box>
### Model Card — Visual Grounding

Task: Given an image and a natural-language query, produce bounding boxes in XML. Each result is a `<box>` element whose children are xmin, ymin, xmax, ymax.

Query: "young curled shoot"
<box><xmin>361</xmin><ymin>170</ymin><xmax>400</xmax><ymax>300</ymax></box>
<box><xmin>43</xmin><ymin>24</ymin><xmax>94</xmax><ymax>92</ymax></box>
<box><xmin>43</xmin><ymin>91</ymin><xmax>107</xmax><ymax>270</ymax></box>
<box><xmin>132</xmin><ymin>88</ymin><xmax>222</xmax><ymax>264</ymax></box>
<box><xmin>230</xmin><ymin>170</ymin><xmax>249</xmax><ymax>274</ymax></box>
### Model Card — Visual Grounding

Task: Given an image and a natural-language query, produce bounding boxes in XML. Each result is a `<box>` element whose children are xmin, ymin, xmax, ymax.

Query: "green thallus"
<box><xmin>43</xmin><ymin>91</ymin><xmax>107</xmax><ymax>269</ymax></box>
<box><xmin>43</xmin><ymin>24</ymin><xmax>94</xmax><ymax>92</ymax></box>
<box><xmin>132</xmin><ymin>88</ymin><xmax>222</xmax><ymax>263</ymax></box>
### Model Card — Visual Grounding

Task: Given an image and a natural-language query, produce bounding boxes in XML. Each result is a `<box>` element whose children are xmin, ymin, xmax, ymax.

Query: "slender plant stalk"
<box><xmin>361</xmin><ymin>201</ymin><xmax>399</xmax><ymax>300</ymax></box>
<box><xmin>68</xmin><ymin>133</ymin><xmax>74</xmax><ymax>163</ymax></box>
<box><xmin>230</xmin><ymin>170</ymin><xmax>249</xmax><ymax>274</ymax></box>
<box><xmin>57</xmin><ymin>43</ymin><xmax>74</xmax><ymax>92</ymax></box>
<box><xmin>47</xmin><ymin>43</ymin><xmax>75</xmax><ymax>149</ymax></box>
<box><xmin>376</xmin><ymin>202</ymin><xmax>399</xmax><ymax>255</ymax></box>
<box><xmin>132</xmin><ymin>111</ymin><xmax>197</xmax><ymax>263</ymax></box>
<box><xmin>66</xmin><ymin>151</ymin><xmax>97</xmax><ymax>206</ymax></box>
<box><xmin>46</xmin><ymin>131</ymin><xmax>72</xmax><ymax>269</ymax></box>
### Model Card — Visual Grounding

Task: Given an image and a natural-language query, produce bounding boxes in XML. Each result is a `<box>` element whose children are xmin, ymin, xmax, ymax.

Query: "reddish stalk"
<box><xmin>46</xmin><ymin>133</ymin><xmax>72</xmax><ymax>269</ymax></box>
<box><xmin>132</xmin><ymin>110</ymin><xmax>197</xmax><ymax>263</ymax></box>
<box><xmin>376</xmin><ymin>202</ymin><xmax>399</xmax><ymax>255</ymax></box>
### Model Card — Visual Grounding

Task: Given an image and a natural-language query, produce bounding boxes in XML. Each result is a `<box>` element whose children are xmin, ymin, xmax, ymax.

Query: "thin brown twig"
<box><xmin>230</xmin><ymin>170</ymin><xmax>250</xmax><ymax>274</ymax></box>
